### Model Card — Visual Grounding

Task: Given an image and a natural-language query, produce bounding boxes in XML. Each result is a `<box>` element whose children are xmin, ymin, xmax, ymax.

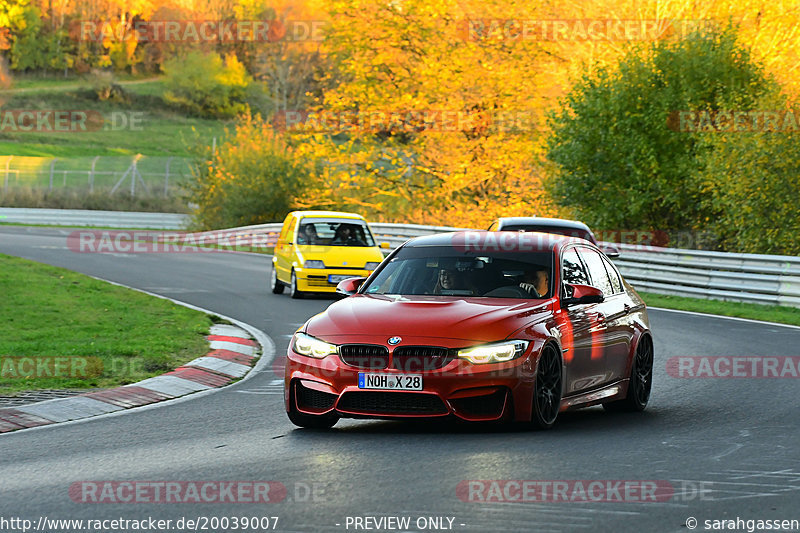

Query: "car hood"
<box><xmin>306</xmin><ymin>294</ymin><xmax>552</xmax><ymax>343</ymax></box>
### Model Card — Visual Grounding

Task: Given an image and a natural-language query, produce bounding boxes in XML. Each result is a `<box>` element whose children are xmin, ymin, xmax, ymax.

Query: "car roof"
<box><xmin>495</xmin><ymin>217</ymin><xmax>591</xmax><ymax>231</ymax></box>
<box><xmin>403</xmin><ymin>230</ymin><xmax>585</xmax><ymax>251</ymax></box>
<box><xmin>291</xmin><ymin>211</ymin><xmax>366</xmax><ymax>221</ymax></box>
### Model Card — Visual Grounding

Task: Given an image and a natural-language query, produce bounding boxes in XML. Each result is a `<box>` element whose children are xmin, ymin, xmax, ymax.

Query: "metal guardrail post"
<box><xmin>3</xmin><ymin>156</ymin><xmax>11</xmax><ymax>195</ymax></box>
<box><xmin>49</xmin><ymin>159</ymin><xmax>57</xmax><ymax>191</ymax></box>
<box><xmin>164</xmin><ymin>157</ymin><xmax>172</xmax><ymax>198</ymax></box>
<box><xmin>89</xmin><ymin>156</ymin><xmax>99</xmax><ymax>193</ymax></box>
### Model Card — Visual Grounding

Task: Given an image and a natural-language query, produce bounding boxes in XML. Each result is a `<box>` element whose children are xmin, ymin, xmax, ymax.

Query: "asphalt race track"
<box><xmin>1</xmin><ymin>226</ymin><xmax>799</xmax><ymax>533</ymax></box>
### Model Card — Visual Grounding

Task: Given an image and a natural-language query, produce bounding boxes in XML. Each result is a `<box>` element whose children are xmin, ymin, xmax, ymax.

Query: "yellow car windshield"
<box><xmin>297</xmin><ymin>219</ymin><xmax>376</xmax><ymax>247</ymax></box>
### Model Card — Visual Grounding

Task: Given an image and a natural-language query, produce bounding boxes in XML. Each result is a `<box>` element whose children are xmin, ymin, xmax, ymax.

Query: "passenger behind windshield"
<box><xmin>434</xmin><ymin>268</ymin><xmax>476</xmax><ymax>295</ymax></box>
<box><xmin>297</xmin><ymin>224</ymin><xmax>319</xmax><ymax>245</ymax></box>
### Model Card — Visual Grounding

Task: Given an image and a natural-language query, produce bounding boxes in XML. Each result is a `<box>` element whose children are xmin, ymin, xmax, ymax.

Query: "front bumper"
<box><xmin>295</xmin><ymin>268</ymin><xmax>373</xmax><ymax>293</ymax></box>
<box><xmin>285</xmin><ymin>340</ymin><xmax>539</xmax><ymax>422</ymax></box>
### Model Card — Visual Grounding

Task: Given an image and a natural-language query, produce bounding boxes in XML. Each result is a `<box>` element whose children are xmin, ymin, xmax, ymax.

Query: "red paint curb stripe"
<box><xmin>84</xmin><ymin>386</ymin><xmax>174</xmax><ymax>408</ymax></box>
<box><xmin>0</xmin><ymin>408</ymin><xmax>55</xmax><ymax>428</ymax></box>
<box><xmin>0</xmin><ymin>418</ymin><xmax>25</xmax><ymax>433</ymax></box>
<box><xmin>205</xmin><ymin>349</ymin><xmax>255</xmax><ymax>365</ymax></box>
<box><xmin>166</xmin><ymin>367</ymin><xmax>232</xmax><ymax>388</ymax></box>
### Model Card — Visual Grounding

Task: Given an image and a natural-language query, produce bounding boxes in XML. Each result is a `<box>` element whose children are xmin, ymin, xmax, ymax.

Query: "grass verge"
<box><xmin>0</xmin><ymin>253</ymin><xmax>213</xmax><ymax>394</ymax></box>
<box><xmin>639</xmin><ymin>291</ymin><xmax>800</xmax><ymax>327</ymax></box>
<box><xmin>0</xmin><ymin>79</ymin><xmax>228</xmax><ymax>157</ymax></box>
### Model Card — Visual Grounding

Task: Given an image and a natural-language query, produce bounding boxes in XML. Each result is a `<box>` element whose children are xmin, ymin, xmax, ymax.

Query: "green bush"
<box><xmin>163</xmin><ymin>51</ymin><xmax>252</xmax><ymax>118</ymax></box>
<box><xmin>698</xmin><ymin>98</ymin><xmax>800</xmax><ymax>255</ymax></box>
<box><xmin>189</xmin><ymin>114</ymin><xmax>311</xmax><ymax>229</ymax></box>
<box><xmin>546</xmin><ymin>27</ymin><xmax>779</xmax><ymax>234</ymax></box>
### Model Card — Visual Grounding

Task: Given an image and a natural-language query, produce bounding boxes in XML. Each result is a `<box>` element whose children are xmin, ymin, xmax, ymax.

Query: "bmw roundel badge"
<box><xmin>388</xmin><ymin>336</ymin><xmax>402</xmax><ymax>345</ymax></box>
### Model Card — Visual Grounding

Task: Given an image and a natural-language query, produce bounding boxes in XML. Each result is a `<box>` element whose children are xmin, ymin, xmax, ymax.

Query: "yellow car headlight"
<box><xmin>458</xmin><ymin>341</ymin><xmax>528</xmax><ymax>364</ymax></box>
<box><xmin>304</xmin><ymin>260</ymin><xmax>325</xmax><ymax>269</ymax></box>
<box><xmin>292</xmin><ymin>332</ymin><xmax>338</xmax><ymax>359</ymax></box>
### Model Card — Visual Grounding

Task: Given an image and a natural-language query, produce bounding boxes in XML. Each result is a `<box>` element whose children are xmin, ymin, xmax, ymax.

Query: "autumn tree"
<box><xmin>292</xmin><ymin>0</ymin><xmax>560</xmax><ymax>227</ymax></box>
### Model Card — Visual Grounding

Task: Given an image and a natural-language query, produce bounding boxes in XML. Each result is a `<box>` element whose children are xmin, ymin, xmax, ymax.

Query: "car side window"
<box><xmin>579</xmin><ymin>248</ymin><xmax>614</xmax><ymax>296</ymax></box>
<box><xmin>561</xmin><ymin>248</ymin><xmax>590</xmax><ymax>286</ymax></box>
<box><xmin>600</xmin><ymin>254</ymin><xmax>623</xmax><ymax>293</ymax></box>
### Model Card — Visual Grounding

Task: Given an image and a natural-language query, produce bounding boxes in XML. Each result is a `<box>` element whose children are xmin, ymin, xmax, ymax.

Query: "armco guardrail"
<box><xmin>374</xmin><ymin>226</ymin><xmax>800</xmax><ymax>307</ymax></box>
<box><xmin>0</xmin><ymin>207</ymin><xmax>189</xmax><ymax>229</ymax></box>
<box><xmin>370</xmin><ymin>222</ymin><xmax>472</xmax><ymax>248</ymax></box>
<box><xmin>610</xmin><ymin>243</ymin><xmax>800</xmax><ymax>307</ymax></box>
<box><xmin>5</xmin><ymin>208</ymin><xmax>798</xmax><ymax>307</ymax></box>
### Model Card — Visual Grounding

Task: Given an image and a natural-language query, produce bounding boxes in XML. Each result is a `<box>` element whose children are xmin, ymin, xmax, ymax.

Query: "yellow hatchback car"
<box><xmin>270</xmin><ymin>211</ymin><xmax>389</xmax><ymax>298</ymax></box>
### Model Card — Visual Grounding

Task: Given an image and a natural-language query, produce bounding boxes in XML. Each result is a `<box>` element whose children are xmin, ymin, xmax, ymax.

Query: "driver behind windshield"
<box><xmin>520</xmin><ymin>268</ymin><xmax>549</xmax><ymax>298</ymax></box>
<box><xmin>332</xmin><ymin>224</ymin><xmax>366</xmax><ymax>246</ymax></box>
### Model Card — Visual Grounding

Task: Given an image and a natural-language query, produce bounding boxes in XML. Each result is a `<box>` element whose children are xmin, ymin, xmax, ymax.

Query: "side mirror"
<box><xmin>335</xmin><ymin>277</ymin><xmax>366</xmax><ymax>298</ymax></box>
<box><xmin>380</xmin><ymin>242</ymin><xmax>390</xmax><ymax>249</ymax></box>
<box><xmin>562</xmin><ymin>283</ymin><xmax>604</xmax><ymax>306</ymax></box>
<box><xmin>602</xmin><ymin>244</ymin><xmax>620</xmax><ymax>258</ymax></box>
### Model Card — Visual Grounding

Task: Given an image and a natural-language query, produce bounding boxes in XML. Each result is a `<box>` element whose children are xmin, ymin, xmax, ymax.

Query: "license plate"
<box><xmin>358</xmin><ymin>373</ymin><xmax>423</xmax><ymax>391</ymax></box>
<box><xmin>328</xmin><ymin>274</ymin><xmax>352</xmax><ymax>284</ymax></box>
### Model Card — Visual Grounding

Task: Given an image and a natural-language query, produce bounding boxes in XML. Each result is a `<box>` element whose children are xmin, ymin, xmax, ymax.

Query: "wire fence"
<box><xmin>0</xmin><ymin>155</ymin><xmax>195</xmax><ymax>198</ymax></box>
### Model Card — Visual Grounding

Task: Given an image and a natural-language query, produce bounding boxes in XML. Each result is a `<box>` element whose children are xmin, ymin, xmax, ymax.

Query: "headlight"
<box><xmin>458</xmin><ymin>340</ymin><xmax>529</xmax><ymax>364</ymax></box>
<box><xmin>364</xmin><ymin>262</ymin><xmax>380</xmax><ymax>270</ymax></box>
<box><xmin>292</xmin><ymin>332</ymin><xmax>338</xmax><ymax>359</ymax></box>
<box><xmin>304</xmin><ymin>260</ymin><xmax>325</xmax><ymax>269</ymax></box>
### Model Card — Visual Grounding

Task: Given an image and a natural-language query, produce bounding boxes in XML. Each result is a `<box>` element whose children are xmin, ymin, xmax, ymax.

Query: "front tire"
<box><xmin>531</xmin><ymin>344</ymin><xmax>562</xmax><ymax>429</ymax></box>
<box><xmin>270</xmin><ymin>265</ymin><xmax>284</xmax><ymax>294</ymax></box>
<box><xmin>603</xmin><ymin>335</ymin><xmax>653</xmax><ymax>412</ymax></box>
<box><xmin>289</xmin><ymin>270</ymin><xmax>304</xmax><ymax>299</ymax></box>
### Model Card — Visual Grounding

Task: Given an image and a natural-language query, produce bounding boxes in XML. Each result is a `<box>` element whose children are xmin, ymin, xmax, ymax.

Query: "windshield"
<box><xmin>296</xmin><ymin>219</ymin><xmax>376</xmax><ymax>247</ymax></box>
<box><xmin>362</xmin><ymin>246</ymin><xmax>553</xmax><ymax>298</ymax></box>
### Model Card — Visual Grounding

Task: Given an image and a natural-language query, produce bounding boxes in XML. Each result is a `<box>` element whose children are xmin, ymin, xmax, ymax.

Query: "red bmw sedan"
<box><xmin>284</xmin><ymin>231</ymin><xmax>653</xmax><ymax>429</ymax></box>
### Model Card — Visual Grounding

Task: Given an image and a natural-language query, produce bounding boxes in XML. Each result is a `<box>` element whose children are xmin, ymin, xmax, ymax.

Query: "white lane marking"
<box><xmin>143</xmin><ymin>286</ymin><xmax>211</xmax><ymax>294</ymax></box>
<box><xmin>236</xmin><ymin>380</ymin><xmax>284</xmax><ymax>395</ymax></box>
<box><xmin>649</xmin><ymin>306</ymin><xmax>800</xmax><ymax>330</ymax></box>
